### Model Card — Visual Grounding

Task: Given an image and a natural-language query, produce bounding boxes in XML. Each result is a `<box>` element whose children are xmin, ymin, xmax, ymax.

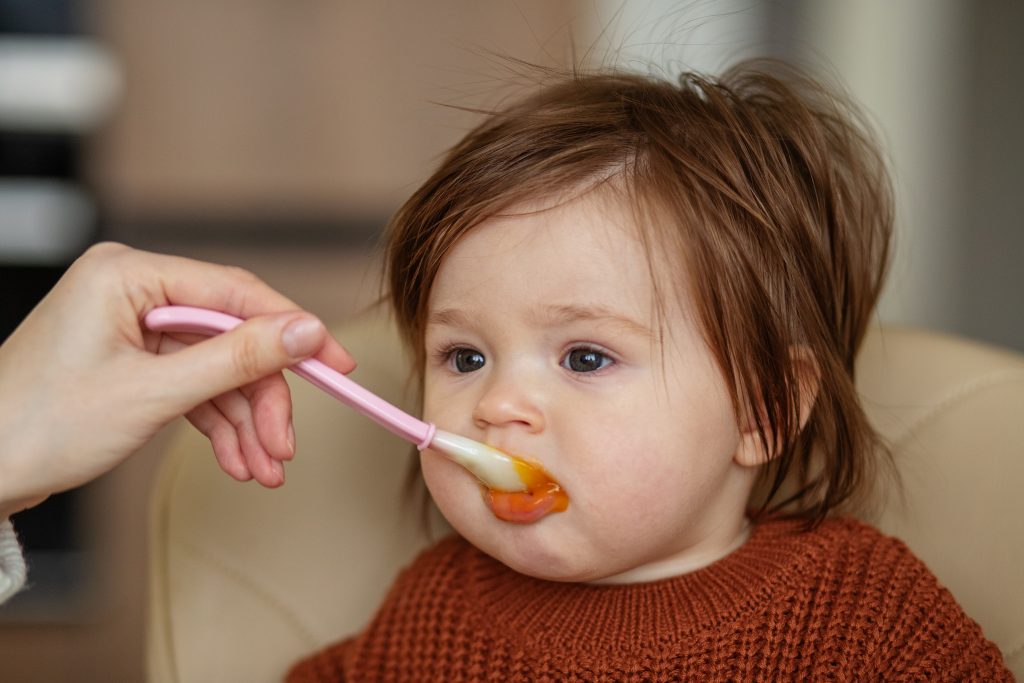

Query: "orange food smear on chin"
<box><xmin>485</xmin><ymin>458</ymin><xmax>569</xmax><ymax>524</ymax></box>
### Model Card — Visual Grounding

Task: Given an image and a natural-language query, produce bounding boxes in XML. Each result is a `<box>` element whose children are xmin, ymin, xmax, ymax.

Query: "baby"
<box><xmin>288</xmin><ymin>60</ymin><xmax>1011</xmax><ymax>680</ymax></box>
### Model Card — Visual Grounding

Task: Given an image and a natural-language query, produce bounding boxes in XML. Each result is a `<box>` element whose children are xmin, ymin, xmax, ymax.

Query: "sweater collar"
<box><xmin>461</xmin><ymin>517</ymin><xmax>824</xmax><ymax>648</ymax></box>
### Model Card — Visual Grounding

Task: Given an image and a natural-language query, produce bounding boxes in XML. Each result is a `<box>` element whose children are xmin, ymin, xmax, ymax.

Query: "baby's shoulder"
<box><xmin>787</xmin><ymin>516</ymin><xmax>970</xmax><ymax>630</ymax></box>
<box><xmin>758</xmin><ymin>515</ymin><xmax>949</xmax><ymax>607</ymax></box>
<box><xmin>800</xmin><ymin>515</ymin><xmax>929</xmax><ymax>572</ymax></box>
<box><xmin>798</xmin><ymin>517</ymin><xmax>1011</xmax><ymax>678</ymax></box>
<box><xmin>738</xmin><ymin>516</ymin><xmax>1012</xmax><ymax>679</ymax></box>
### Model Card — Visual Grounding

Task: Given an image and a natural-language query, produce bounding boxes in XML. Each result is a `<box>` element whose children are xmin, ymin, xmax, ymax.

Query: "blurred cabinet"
<box><xmin>89</xmin><ymin>0</ymin><xmax>583</xmax><ymax>243</ymax></box>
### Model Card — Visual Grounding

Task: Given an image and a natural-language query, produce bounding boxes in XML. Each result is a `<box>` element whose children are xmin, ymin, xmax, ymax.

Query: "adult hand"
<box><xmin>0</xmin><ymin>242</ymin><xmax>356</xmax><ymax>519</ymax></box>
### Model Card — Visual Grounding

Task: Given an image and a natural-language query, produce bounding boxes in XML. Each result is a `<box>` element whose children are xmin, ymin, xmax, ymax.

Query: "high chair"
<box><xmin>146</xmin><ymin>311</ymin><xmax>1024</xmax><ymax>681</ymax></box>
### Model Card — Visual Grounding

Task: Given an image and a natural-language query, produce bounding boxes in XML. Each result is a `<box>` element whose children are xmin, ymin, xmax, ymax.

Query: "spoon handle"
<box><xmin>144</xmin><ymin>306</ymin><xmax>435</xmax><ymax>448</ymax></box>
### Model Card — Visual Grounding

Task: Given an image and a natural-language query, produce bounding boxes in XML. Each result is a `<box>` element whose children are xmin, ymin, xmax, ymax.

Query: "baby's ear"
<box><xmin>733</xmin><ymin>346</ymin><xmax>820</xmax><ymax>468</ymax></box>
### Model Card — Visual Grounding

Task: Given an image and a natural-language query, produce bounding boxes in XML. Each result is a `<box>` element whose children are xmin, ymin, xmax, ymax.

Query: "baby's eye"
<box><xmin>562</xmin><ymin>347</ymin><xmax>614</xmax><ymax>373</ymax></box>
<box><xmin>450</xmin><ymin>347</ymin><xmax>486</xmax><ymax>373</ymax></box>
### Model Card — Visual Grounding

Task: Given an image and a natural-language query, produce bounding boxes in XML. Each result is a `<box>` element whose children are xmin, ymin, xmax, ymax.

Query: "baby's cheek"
<box><xmin>572</xmin><ymin>440</ymin><xmax>688</xmax><ymax>519</ymax></box>
<box><xmin>572</xmin><ymin>429</ymin><xmax>674</xmax><ymax>484</ymax></box>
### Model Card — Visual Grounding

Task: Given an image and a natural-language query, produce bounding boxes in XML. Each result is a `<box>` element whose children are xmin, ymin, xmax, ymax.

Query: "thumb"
<box><xmin>156</xmin><ymin>313</ymin><xmax>327</xmax><ymax>411</ymax></box>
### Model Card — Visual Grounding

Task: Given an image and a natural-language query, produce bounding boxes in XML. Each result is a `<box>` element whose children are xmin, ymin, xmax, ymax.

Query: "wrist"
<box><xmin>0</xmin><ymin>446</ymin><xmax>47</xmax><ymax>520</ymax></box>
<box><xmin>0</xmin><ymin>403</ymin><xmax>58</xmax><ymax>519</ymax></box>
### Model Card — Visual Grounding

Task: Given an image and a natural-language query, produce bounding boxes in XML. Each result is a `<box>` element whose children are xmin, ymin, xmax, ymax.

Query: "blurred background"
<box><xmin>0</xmin><ymin>1</ymin><xmax>1020</xmax><ymax>679</ymax></box>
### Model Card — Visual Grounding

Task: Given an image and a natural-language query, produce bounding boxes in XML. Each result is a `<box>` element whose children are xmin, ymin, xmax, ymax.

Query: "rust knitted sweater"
<box><xmin>288</xmin><ymin>517</ymin><xmax>1011</xmax><ymax>682</ymax></box>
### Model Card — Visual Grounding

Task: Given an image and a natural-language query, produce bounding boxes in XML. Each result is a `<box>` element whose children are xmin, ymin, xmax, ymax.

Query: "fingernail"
<box><xmin>286</xmin><ymin>423</ymin><xmax>296</xmax><ymax>456</ymax></box>
<box><xmin>271</xmin><ymin>459</ymin><xmax>285</xmax><ymax>485</ymax></box>
<box><xmin>282</xmin><ymin>316</ymin><xmax>323</xmax><ymax>358</ymax></box>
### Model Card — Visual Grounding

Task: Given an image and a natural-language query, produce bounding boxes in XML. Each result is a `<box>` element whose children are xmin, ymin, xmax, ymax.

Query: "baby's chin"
<box><xmin>449</xmin><ymin>511</ymin><xmax>611</xmax><ymax>583</ymax></box>
<box><xmin>477</xmin><ymin>539</ymin><xmax>584</xmax><ymax>582</ymax></box>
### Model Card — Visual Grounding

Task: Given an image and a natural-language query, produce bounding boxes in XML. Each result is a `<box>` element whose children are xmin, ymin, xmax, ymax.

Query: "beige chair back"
<box><xmin>146</xmin><ymin>315</ymin><xmax>1024</xmax><ymax>681</ymax></box>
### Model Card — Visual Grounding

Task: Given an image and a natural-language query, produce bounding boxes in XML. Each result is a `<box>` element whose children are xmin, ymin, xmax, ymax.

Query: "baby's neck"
<box><xmin>588</xmin><ymin>517</ymin><xmax>752</xmax><ymax>585</ymax></box>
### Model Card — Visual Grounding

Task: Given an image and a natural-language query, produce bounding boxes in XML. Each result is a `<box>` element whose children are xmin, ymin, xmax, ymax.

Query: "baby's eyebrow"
<box><xmin>427</xmin><ymin>304</ymin><xmax>654</xmax><ymax>338</ymax></box>
<box><xmin>536</xmin><ymin>303</ymin><xmax>654</xmax><ymax>338</ymax></box>
<box><xmin>428</xmin><ymin>307</ymin><xmax>474</xmax><ymax>329</ymax></box>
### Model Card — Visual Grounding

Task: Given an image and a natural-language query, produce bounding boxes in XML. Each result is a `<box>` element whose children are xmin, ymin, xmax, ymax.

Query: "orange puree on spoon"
<box><xmin>485</xmin><ymin>457</ymin><xmax>569</xmax><ymax>524</ymax></box>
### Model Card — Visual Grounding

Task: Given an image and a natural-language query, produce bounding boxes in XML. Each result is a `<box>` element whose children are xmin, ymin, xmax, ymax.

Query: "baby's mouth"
<box><xmin>482</xmin><ymin>457</ymin><xmax>569</xmax><ymax>524</ymax></box>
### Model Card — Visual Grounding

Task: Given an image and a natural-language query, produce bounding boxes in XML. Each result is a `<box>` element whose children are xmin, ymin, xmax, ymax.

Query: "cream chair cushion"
<box><xmin>147</xmin><ymin>316</ymin><xmax>1024</xmax><ymax>681</ymax></box>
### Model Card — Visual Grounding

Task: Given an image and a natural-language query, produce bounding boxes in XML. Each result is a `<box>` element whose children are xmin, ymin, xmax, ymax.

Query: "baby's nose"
<box><xmin>471</xmin><ymin>372</ymin><xmax>545</xmax><ymax>434</ymax></box>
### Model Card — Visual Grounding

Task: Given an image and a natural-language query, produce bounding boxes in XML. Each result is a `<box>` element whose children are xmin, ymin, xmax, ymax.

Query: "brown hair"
<box><xmin>385</xmin><ymin>59</ymin><xmax>893</xmax><ymax>525</ymax></box>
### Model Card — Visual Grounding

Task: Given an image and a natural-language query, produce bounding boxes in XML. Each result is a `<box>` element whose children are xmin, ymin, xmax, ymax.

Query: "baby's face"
<box><xmin>422</xmin><ymin>190</ymin><xmax>758</xmax><ymax>583</ymax></box>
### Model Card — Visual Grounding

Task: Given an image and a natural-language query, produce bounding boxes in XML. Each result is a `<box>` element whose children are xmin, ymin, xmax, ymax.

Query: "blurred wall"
<box><xmin>797</xmin><ymin>0</ymin><xmax>1023</xmax><ymax>351</ymax></box>
<box><xmin>798</xmin><ymin>0</ymin><xmax>972</xmax><ymax>335</ymax></box>
<box><xmin>597</xmin><ymin>0</ymin><xmax>1023</xmax><ymax>352</ymax></box>
<box><xmin>957</xmin><ymin>1</ymin><xmax>1024</xmax><ymax>352</ymax></box>
<box><xmin>89</xmin><ymin>0</ymin><xmax>584</xmax><ymax>242</ymax></box>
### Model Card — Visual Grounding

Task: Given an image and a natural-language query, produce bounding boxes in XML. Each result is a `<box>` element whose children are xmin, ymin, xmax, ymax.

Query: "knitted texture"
<box><xmin>0</xmin><ymin>519</ymin><xmax>27</xmax><ymax>604</ymax></box>
<box><xmin>288</xmin><ymin>518</ymin><xmax>1011</xmax><ymax>682</ymax></box>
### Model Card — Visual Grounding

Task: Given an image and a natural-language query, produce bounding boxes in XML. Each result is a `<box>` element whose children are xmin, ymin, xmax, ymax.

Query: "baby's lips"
<box><xmin>485</xmin><ymin>482</ymin><xmax>569</xmax><ymax>524</ymax></box>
